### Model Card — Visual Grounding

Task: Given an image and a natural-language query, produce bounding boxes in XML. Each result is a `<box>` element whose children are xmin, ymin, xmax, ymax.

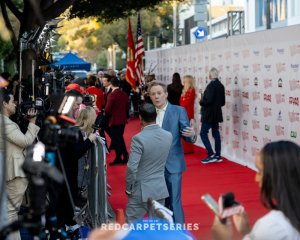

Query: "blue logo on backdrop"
<box><xmin>194</xmin><ymin>27</ymin><xmax>207</xmax><ymax>39</ymax></box>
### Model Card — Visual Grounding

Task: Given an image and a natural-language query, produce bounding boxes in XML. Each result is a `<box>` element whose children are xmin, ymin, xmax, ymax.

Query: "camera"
<box><xmin>83</xmin><ymin>94</ymin><xmax>96</xmax><ymax>106</ymax></box>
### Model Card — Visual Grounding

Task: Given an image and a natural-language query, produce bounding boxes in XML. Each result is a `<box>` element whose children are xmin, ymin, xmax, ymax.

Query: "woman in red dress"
<box><xmin>180</xmin><ymin>75</ymin><xmax>196</xmax><ymax>154</ymax></box>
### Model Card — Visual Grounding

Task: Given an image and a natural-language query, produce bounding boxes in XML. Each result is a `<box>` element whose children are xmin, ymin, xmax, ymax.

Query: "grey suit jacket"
<box><xmin>126</xmin><ymin>124</ymin><xmax>173</xmax><ymax>202</ymax></box>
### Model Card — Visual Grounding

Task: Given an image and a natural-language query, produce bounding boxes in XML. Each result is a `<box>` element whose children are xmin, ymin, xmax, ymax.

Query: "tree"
<box><xmin>0</xmin><ymin>0</ymin><xmax>184</xmax><ymax>77</ymax></box>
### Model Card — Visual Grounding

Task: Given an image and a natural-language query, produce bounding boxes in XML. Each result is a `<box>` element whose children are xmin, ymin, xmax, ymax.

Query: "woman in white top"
<box><xmin>212</xmin><ymin>141</ymin><xmax>300</xmax><ymax>240</ymax></box>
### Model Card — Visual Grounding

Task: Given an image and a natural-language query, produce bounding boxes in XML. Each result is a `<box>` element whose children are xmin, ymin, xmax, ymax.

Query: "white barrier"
<box><xmin>146</xmin><ymin>24</ymin><xmax>300</xmax><ymax>169</ymax></box>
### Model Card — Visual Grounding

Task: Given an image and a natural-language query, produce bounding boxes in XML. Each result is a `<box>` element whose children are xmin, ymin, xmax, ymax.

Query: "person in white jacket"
<box><xmin>0</xmin><ymin>88</ymin><xmax>40</xmax><ymax>240</ymax></box>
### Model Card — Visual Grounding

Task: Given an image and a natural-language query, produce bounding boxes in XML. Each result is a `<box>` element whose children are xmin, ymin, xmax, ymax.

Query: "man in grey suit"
<box><xmin>125</xmin><ymin>103</ymin><xmax>173</xmax><ymax>223</ymax></box>
<box><xmin>148</xmin><ymin>81</ymin><xmax>197</xmax><ymax>224</ymax></box>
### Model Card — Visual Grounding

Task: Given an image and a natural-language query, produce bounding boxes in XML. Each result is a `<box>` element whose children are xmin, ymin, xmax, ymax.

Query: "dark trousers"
<box><xmin>110</xmin><ymin>124</ymin><xmax>128</xmax><ymax>162</ymax></box>
<box><xmin>200</xmin><ymin>122</ymin><xmax>221</xmax><ymax>157</ymax></box>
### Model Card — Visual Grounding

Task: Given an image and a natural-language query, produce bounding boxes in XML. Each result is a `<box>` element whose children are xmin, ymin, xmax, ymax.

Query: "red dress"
<box><xmin>180</xmin><ymin>88</ymin><xmax>195</xmax><ymax>154</ymax></box>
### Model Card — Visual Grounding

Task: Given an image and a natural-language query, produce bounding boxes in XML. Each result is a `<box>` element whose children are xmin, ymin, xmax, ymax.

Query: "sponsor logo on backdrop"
<box><xmin>233</xmin><ymin>52</ymin><xmax>239</xmax><ymax>58</ymax></box>
<box><xmin>290</xmin><ymin>45</ymin><xmax>300</xmax><ymax>56</ymax></box>
<box><xmin>233</xmin><ymin>65</ymin><xmax>240</xmax><ymax>72</ymax></box>
<box><xmin>252</xmin><ymin>120</ymin><xmax>260</xmax><ymax>129</ymax></box>
<box><xmin>205</xmin><ymin>76</ymin><xmax>208</xmax><ymax>84</ymax></box>
<box><xmin>226</xmin><ymin>101</ymin><xmax>232</xmax><ymax>110</ymax></box>
<box><xmin>288</xmin><ymin>111</ymin><xmax>300</xmax><ymax>123</ymax></box>
<box><xmin>263</xmin><ymin>107</ymin><xmax>272</xmax><ymax>117</ymax></box>
<box><xmin>252</xmin><ymin>64</ymin><xmax>261</xmax><ymax>73</ymax></box>
<box><xmin>275</xmin><ymin>125</ymin><xmax>285</xmax><ymax>136</ymax></box>
<box><xmin>253</xmin><ymin>91</ymin><xmax>261</xmax><ymax>101</ymax></box>
<box><xmin>226</xmin><ymin>77</ymin><xmax>232</xmax><ymax>86</ymax></box>
<box><xmin>289</xmin><ymin>97</ymin><xmax>299</xmax><ymax>106</ymax></box>
<box><xmin>253</xmin><ymin>135</ymin><xmax>258</xmax><ymax>142</ymax></box>
<box><xmin>264</xmin><ymin>47</ymin><xmax>273</xmax><ymax>57</ymax></box>
<box><xmin>243</xmin><ymin>49</ymin><xmax>250</xmax><ymax>58</ymax></box>
<box><xmin>264</xmin><ymin>94</ymin><xmax>272</xmax><ymax>102</ymax></box>
<box><xmin>232</xmin><ymin>141</ymin><xmax>239</xmax><ymax>149</ymax></box>
<box><xmin>264</xmin><ymin>79</ymin><xmax>272</xmax><ymax>88</ymax></box>
<box><xmin>277</xmin><ymin>48</ymin><xmax>285</xmax><ymax>54</ymax></box>
<box><xmin>276</xmin><ymin>63</ymin><xmax>286</xmax><ymax>73</ymax></box>
<box><xmin>252</xmin><ymin>147</ymin><xmax>259</xmax><ymax>156</ymax></box>
<box><xmin>233</xmin><ymin>115</ymin><xmax>240</xmax><ymax>124</ymax></box>
<box><xmin>233</xmin><ymin>129</ymin><xmax>239</xmax><ymax>136</ymax></box>
<box><xmin>254</xmin><ymin>77</ymin><xmax>258</xmax><ymax>86</ymax></box>
<box><xmin>243</xmin><ymin>120</ymin><xmax>248</xmax><ymax>126</ymax></box>
<box><xmin>278</xmin><ymin>78</ymin><xmax>283</xmax><ymax>88</ymax></box>
<box><xmin>242</xmin><ymin>92</ymin><xmax>249</xmax><ymax>99</ymax></box>
<box><xmin>243</xmin><ymin>65</ymin><xmax>249</xmax><ymax>71</ymax></box>
<box><xmin>233</xmin><ymin>104</ymin><xmax>238</xmax><ymax>112</ymax></box>
<box><xmin>234</xmin><ymin>76</ymin><xmax>238</xmax><ymax>84</ymax></box>
<box><xmin>226</xmin><ymin>115</ymin><xmax>230</xmax><ymax>121</ymax></box>
<box><xmin>253</xmin><ymin>106</ymin><xmax>258</xmax><ymax>116</ymax></box>
<box><xmin>243</xmin><ymin>146</ymin><xmax>247</xmax><ymax>153</ymax></box>
<box><xmin>233</xmin><ymin>90</ymin><xmax>240</xmax><ymax>97</ymax></box>
<box><xmin>291</xmin><ymin>64</ymin><xmax>299</xmax><ymax>72</ymax></box>
<box><xmin>263</xmin><ymin>137</ymin><xmax>272</xmax><ymax>145</ymax></box>
<box><xmin>264</xmin><ymin>64</ymin><xmax>272</xmax><ymax>72</ymax></box>
<box><xmin>290</xmin><ymin>131</ymin><xmax>297</xmax><ymax>138</ymax></box>
<box><xmin>242</xmin><ymin>104</ymin><xmax>249</xmax><ymax>113</ymax></box>
<box><xmin>242</xmin><ymin>131</ymin><xmax>249</xmax><ymax>140</ymax></box>
<box><xmin>289</xmin><ymin>80</ymin><xmax>300</xmax><ymax>91</ymax></box>
<box><xmin>225</xmin><ymin>90</ymin><xmax>231</xmax><ymax>96</ymax></box>
<box><xmin>226</xmin><ymin>65</ymin><xmax>231</xmax><ymax>71</ymax></box>
<box><xmin>277</xmin><ymin>110</ymin><xmax>282</xmax><ymax>121</ymax></box>
<box><xmin>218</xmin><ymin>54</ymin><xmax>223</xmax><ymax>59</ymax></box>
<box><xmin>253</xmin><ymin>50</ymin><xmax>260</xmax><ymax>56</ymax></box>
<box><xmin>265</xmin><ymin>124</ymin><xmax>271</xmax><ymax>131</ymax></box>
<box><xmin>242</xmin><ymin>78</ymin><xmax>250</xmax><ymax>87</ymax></box>
<box><xmin>276</xmin><ymin>94</ymin><xmax>285</xmax><ymax>104</ymax></box>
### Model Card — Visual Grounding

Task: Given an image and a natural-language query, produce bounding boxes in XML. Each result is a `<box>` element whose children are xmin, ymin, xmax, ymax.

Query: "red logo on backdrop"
<box><xmin>225</xmin><ymin>51</ymin><xmax>231</xmax><ymax>60</ymax></box>
<box><xmin>275</xmin><ymin>125</ymin><xmax>285</xmax><ymax>136</ymax></box>
<box><xmin>243</xmin><ymin>49</ymin><xmax>250</xmax><ymax>58</ymax></box>
<box><xmin>233</xmin><ymin>89</ymin><xmax>240</xmax><ymax>97</ymax></box>
<box><xmin>264</xmin><ymin>79</ymin><xmax>272</xmax><ymax>88</ymax></box>
<box><xmin>252</xmin><ymin>64</ymin><xmax>261</xmax><ymax>73</ymax></box>
<box><xmin>288</xmin><ymin>112</ymin><xmax>300</xmax><ymax>123</ymax></box>
<box><xmin>290</xmin><ymin>45</ymin><xmax>300</xmax><ymax>56</ymax></box>
<box><xmin>263</xmin><ymin>107</ymin><xmax>272</xmax><ymax>117</ymax></box>
<box><xmin>243</xmin><ymin>65</ymin><xmax>249</xmax><ymax>71</ymax></box>
<box><xmin>225</xmin><ymin>90</ymin><xmax>231</xmax><ymax>96</ymax></box>
<box><xmin>226</xmin><ymin>77</ymin><xmax>232</xmax><ymax>86</ymax></box>
<box><xmin>242</xmin><ymin>92</ymin><xmax>249</xmax><ymax>99</ymax></box>
<box><xmin>242</xmin><ymin>78</ymin><xmax>250</xmax><ymax>87</ymax></box>
<box><xmin>289</xmin><ymin>97</ymin><xmax>299</xmax><ymax>106</ymax></box>
<box><xmin>289</xmin><ymin>80</ymin><xmax>300</xmax><ymax>91</ymax></box>
<box><xmin>264</xmin><ymin>47</ymin><xmax>273</xmax><ymax>57</ymax></box>
<box><xmin>232</xmin><ymin>141</ymin><xmax>239</xmax><ymax>149</ymax></box>
<box><xmin>233</xmin><ymin>115</ymin><xmax>240</xmax><ymax>124</ymax></box>
<box><xmin>242</xmin><ymin>131</ymin><xmax>249</xmax><ymax>140</ymax></box>
<box><xmin>264</xmin><ymin>94</ymin><xmax>272</xmax><ymax>102</ymax></box>
<box><xmin>252</xmin><ymin>91</ymin><xmax>261</xmax><ymax>101</ymax></box>
<box><xmin>252</xmin><ymin>120</ymin><xmax>260</xmax><ymax>129</ymax></box>
<box><xmin>253</xmin><ymin>136</ymin><xmax>258</xmax><ymax>142</ymax></box>
<box><xmin>252</xmin><ymin>147</ymin><xmax>259</xmax><ymax>156</ymax></box>
<box><xmin>276</xmin><ymin>63</ymin><xmax>286</xmax><ymax>73</ymax></box>
<box><xmin>233</xmin><ymin>129</ymin><xmax>239</xmax><ymax>136</ymax></box>
<box><xmin>275</xmin><ymin>94</ymin><xmax>285</xmax><ymax>104</ymax></box>
<box><xmin>242</xmin><ymin>104</ymin><xmax>249</xmax><ymax>113</ymax></box>
<box><xmin>233</xmin><ymin>64</ymin><xmax>240</xmax><ymax>72</ymax></box>
<box><xmin>263</xmin><ymin>137</ymin><xmax>272</xmax><ymax>145</ymax></box>
<box><xmin>226</xmin><ymin>101</ymin><xmax>232</xmax><ymax>110</ymax></box>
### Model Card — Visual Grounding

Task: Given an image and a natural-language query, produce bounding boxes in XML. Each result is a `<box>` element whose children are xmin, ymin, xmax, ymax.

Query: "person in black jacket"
<box><xmin>199</xmin><ymin>67</ymin><xmax>225</xmax><ymax>164</ymax></box>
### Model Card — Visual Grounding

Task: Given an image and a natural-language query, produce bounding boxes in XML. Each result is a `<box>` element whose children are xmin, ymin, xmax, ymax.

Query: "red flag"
<box><xmin>135</xmin><ymin>13</ymin><xmax>145</xmax><ymax>85</ymax></box>
<box><xmin>126</xmin><ymin>18</ymin><xmax>137</xmax><ymax>91</ymax></box>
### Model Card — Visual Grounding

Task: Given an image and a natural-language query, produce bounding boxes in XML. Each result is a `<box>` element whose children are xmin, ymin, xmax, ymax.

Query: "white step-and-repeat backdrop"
<box><xmin>145</xmin><ymin>24</ymin><xmax>300</xmax><ymax>169</ymax></box>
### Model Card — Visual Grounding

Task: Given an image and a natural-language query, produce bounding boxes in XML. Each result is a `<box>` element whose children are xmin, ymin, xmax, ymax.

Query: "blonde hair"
<box><xmin>182</xmin><ymin>75</ymin><xmax>195</xmax><ymax>95</ymax></box>
<box><xmin>75</xmin><ymin>106</ymin><xmax>96</xmax><ymax>134</ymax></box>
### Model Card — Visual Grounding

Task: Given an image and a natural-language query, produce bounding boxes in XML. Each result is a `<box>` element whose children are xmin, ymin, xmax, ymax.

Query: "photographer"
<box><xmin>0</xmin><ymin>88</ymin><xmax>40</xmax><ymax>240</ymax></box>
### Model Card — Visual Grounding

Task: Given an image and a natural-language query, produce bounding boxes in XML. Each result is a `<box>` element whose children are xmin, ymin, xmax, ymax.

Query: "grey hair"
<box><xmin>209</xmin><ymin>67</ymin><xmax>219</xmax><ymax>79</ymax></box>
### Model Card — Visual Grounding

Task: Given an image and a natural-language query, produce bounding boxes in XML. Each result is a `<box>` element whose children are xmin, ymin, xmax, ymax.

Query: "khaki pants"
<box><xmin>6</xmin><ymin>177</ymin><xmax>28</xmax><ymax>240</ymax></box>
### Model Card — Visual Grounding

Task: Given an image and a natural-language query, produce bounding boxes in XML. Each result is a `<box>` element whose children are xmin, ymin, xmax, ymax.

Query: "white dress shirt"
<box><xmin>156</xmin><ymin>103</ymin><xmax>168</xmax><ymax>127</ymax></box>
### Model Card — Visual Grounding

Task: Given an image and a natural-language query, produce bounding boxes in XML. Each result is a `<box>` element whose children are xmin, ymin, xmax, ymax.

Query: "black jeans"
<box><xmin>200</xmin><ymin>122</ymin><xmax>221</xmax><ymax>157</ymax></box>
<box><xmin>110</xmin><ymin>124</ymin><xmax>128</xmax><ymax>162</ymax></box>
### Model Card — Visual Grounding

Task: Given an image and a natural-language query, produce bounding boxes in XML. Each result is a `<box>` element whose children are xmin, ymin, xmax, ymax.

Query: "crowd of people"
<box><xmin>1</xmin><ymin>66</ymin><xmax>300</xmax><ymax>240</ymax></box>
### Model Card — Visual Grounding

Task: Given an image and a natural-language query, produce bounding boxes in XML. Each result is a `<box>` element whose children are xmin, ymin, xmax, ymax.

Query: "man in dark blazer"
<box><xmin>105</xmin><ymin>77</ymin><xmax>129</xmax><ymax>165</ymax></box>
<box><xmin>199</xmin><ymin>67</ymin><xmax>225</xmax><ymax>164</ymax></box>
<box><xmin>148</xmin><ymin>81</ymin><xmax>197</xmax><ymax>224</ymax></box>
<box><xmin>125</xmin><ymin>103</ymin><xmax>173</xmax><ymax>223</ymax></box>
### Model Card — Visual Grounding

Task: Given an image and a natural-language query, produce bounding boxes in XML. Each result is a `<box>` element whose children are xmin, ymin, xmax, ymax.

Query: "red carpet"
<box><xmin>106</xmin><ymin>118</ymin><xmax>267</xmax><ymax>239</ymax></box>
